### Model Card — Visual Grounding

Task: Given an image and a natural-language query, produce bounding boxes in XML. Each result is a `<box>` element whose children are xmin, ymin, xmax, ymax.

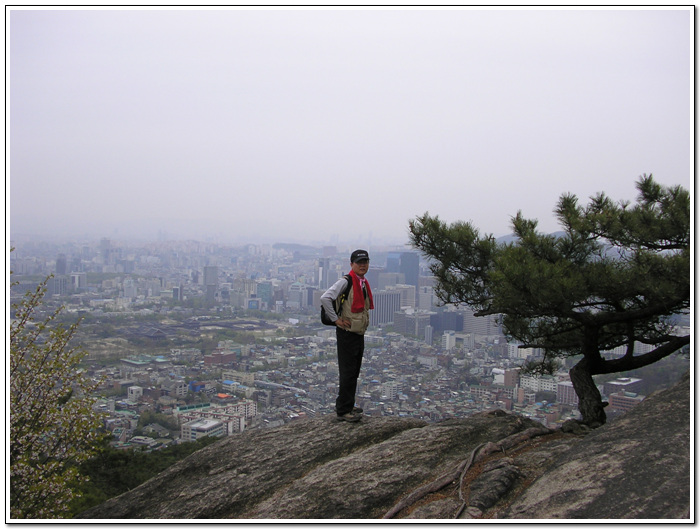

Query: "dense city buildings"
<box><xmin>9</xmin><ymin>237</ymin><xmax>690</xmax><ymax>450</ymax></box>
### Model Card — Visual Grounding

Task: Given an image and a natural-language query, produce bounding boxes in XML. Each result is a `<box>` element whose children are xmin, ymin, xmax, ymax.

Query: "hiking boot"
<box><xmin>334</xmin><ymin>405</ymin><xmax>363</xmax><ymax>415</ymax></box>
<box><xmin>336</xmin><ymin>411</ymin><xmax>361</xmax><ymax>423</ymax></box>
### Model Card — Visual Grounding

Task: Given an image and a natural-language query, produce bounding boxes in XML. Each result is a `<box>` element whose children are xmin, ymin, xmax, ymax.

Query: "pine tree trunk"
<box><xmin>570</xmin><ymin>358</ymin><xmax>607</xmax><ymax>427</ymax></box>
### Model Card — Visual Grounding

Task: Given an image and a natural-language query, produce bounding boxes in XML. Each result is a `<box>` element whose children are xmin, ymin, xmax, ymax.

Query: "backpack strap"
<box><xmin>335</xmin><ymin>274</ymin><xmax>353</xmax><ymax>314</ymax></box>
<box><xmin>342</xmin><ymin>274</ymin><xmax>352</xmax><ymax>297</ymax></box>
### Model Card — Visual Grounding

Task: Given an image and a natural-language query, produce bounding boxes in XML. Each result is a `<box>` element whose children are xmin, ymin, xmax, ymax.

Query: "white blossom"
<box><xmin>10</xmin><ymin>270</ymin><xmax>105</xmax><ymax>519</ymax></box>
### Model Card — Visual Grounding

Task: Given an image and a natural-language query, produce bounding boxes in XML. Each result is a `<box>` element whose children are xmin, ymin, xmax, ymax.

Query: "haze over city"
<box><xmin>9</xmin><ymin>7</ymin><xmax>692</xmax><ymax>246</ymax></box>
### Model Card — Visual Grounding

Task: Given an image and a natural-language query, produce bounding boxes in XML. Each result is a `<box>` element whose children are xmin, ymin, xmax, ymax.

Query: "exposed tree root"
<box><xmin>382</xmin><ymin>443</ymin><xmax>486</xmax><ymax>519</ymax></box>
<box><xmin>383</xmin><ymin>426</ymin><xmax>553</xmax><ymax>519</ymax></box>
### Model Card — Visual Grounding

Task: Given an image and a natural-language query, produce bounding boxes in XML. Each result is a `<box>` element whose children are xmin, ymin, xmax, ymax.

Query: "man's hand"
<box><xmin>335</xmin><ymin>317</ymin><xmax>351</xmax><ymax>330</ymax></box>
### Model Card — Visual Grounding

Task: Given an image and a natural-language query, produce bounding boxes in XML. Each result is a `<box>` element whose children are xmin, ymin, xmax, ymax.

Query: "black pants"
<box><xmin>335</xmin><ymin>328</ymin><xmax>364</xmax><ymax>415</ymax></box>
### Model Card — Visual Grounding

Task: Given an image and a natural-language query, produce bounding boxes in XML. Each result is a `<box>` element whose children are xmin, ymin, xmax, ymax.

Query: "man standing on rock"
<box><xmin>320</xmin><ymin>249</ymin><xmax>374</xmax><ymax>422</ymax></box>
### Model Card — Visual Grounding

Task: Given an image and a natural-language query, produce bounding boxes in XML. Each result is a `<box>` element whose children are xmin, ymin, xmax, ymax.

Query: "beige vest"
<box><xmin>339</xmin><ymin>282</ymin><xmax>370</xmax><ymax>335</ymax></box>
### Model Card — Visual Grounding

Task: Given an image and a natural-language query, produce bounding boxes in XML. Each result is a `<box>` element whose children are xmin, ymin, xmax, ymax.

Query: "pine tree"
<box><xmin>409</xmin><ymin>175</ymin><xmax>690</xmax><ymax>426</ymax></box>
<box><xmin>10</xmin><ymin>269</ymin><xmax>105</xmax><ymax>518</ymax></box>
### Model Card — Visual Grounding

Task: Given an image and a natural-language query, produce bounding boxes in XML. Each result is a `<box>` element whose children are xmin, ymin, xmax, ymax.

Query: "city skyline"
<box><xmin>8</xmin><ymin>7</ymin><xmax>692</xmax><ymax>246</ymax></box>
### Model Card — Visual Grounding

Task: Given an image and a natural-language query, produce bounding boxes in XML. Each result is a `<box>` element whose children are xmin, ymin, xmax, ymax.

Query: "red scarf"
<box><xmin>349</xmin><ymin>270</ymin><xmax>374</xmax><ymax>312</ymax></box>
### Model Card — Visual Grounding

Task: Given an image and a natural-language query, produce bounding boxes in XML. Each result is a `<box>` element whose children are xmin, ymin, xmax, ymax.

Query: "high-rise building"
<box><xmin>204</xmin><ymin>265</ymin><xmax>218</xmax><ymax>304</ymax></box>
<box><xmin>424</xmin><ymin>325</ymin><xmax>433</xmax><ymax>345</ymax></box>
<box><xmin>394</xmin><ymin>309</ymin><xmax>434</xmax><ymax>339</ymax></box>
<box><xmin>230</xmin><ymin>276</ymin><xmax>254</xmax><ymax>296</ymax></box>
<box><xmin>417</xmin><ymin>286</ymin><xmax>439</xmax><ymax>310</ymax></box>
<box><xmin>318</xmin><ymin>258</ymin><xmax>330</xmax><ymax>290</ymax></box>
<box><xmin>384</xmin><ymin>252</ymin><xmax>419</xmax><ymax>305</ymax></box>
<box><xmin>504</xmin><ymin>369</ymin><xmax>520</xmax><ymax>388</ymax></box>
<box><xmin>100</xmin><ymin>238</ymin><xmax>120</xmax><ymax>265</ymax></box>
<box><xmin>256</xmin><ymin>281</ymin><xmax>273</xmax><ymax>306</ymax></box>
<box><xmin>463</xmin><ymin>308</ymin><xmax>503</xmax><ymax>337</ymax></box>
<box><xmin>287</xmin><ymin>282</ymin><xmax>307</xmax><ymax>309</ymax></box>
<box><xmin>47</xmin><ymin>276</ymin><xmax>68</xmax><ymax>296</ymax></box>
<box><xmin>370</xmin><ymin>290</ymin><xmax>402</xmax><ymax>326</ymax></box>
<box><xmin>429</xmin><ymin>310</ymin><xmax>464</xmax><ymax>333</ymax></box>
<box><xmin>386</xmin><ymin>252</ymin><xmax>401</xmax><ymax>273</ymax></box>
<box><xmin>117</xmin><ymin>259</ymin><xmax>135</xmax><ymax>274</ymax></box>
<box><xmin>71</xmin><ymin>272</ymin><xmax>87</xmax><ymax>292</ymax></box>
<box><xmin>204</xmin><ymin>266</ymin><xmax>219</xmax><ymax>286</ymax></box>
<box><xmin>307</xmin><ymin>286</ymin><xmax>318</xmax><ymax>308</ymax></box>
<box><xmin>123</xmin><ymin>279</ymin><xmax>137</xmax><ymax>299</ymax></box>
<box><xmin>399</xmin><ymin>252</ymin><xmax>419</xmax><ymax>289</ymax></box>
<box><xmin>442</xmin><ymin>330</ymin><xmax>456</xmax><ymax>350</ymax></box>
<box><xmin>55</xmin><ymin>254</ymin><xmax>67</xmax><ymax>275</ymax></box>
<box><xmin>392</xmin><ymin>284</ymin><xmax>416</xmax><ymax>308</ymax></box>
<box><xmin>100</xmin><ymin>238</ymin><xmax>111</xmax><ymax>262</ymax></box>
<box><xmin>378</xmin><ymin>272</ymin><xmax>404</xmax><ymax>290</ymax></box>
<box><xmin>557</xmin><ymin>381</ymin><xmax>579</xmax><ymax>406</ymax></box>
<box><xmin>456</xmin><ymin>332</ymin><xmax>475</xmax><ymax>350</ymax></box>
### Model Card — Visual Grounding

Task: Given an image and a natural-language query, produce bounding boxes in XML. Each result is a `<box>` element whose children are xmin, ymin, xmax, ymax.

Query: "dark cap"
<box><xmin>351</xmin><ymin>249</ymin><xmax>370</xmax><ymax>263</ymax></box>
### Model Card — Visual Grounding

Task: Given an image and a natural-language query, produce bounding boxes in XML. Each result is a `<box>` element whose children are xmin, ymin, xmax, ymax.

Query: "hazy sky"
<box><xmin>8</xmin><ymin>7</ymin><xmax>692</xmax><ymax>246</ymax></box>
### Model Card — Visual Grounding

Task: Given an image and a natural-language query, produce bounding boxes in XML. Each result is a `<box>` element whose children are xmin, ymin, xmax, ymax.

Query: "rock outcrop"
<box><xmin>79</xmin><ymin>372</ymin><xmax>690</xmax><ymax>520</ymax></box>
<box><xmin>502</xmin><ymin>370</ymin><xmax>691</xmax><ymax>519</ymax></box>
